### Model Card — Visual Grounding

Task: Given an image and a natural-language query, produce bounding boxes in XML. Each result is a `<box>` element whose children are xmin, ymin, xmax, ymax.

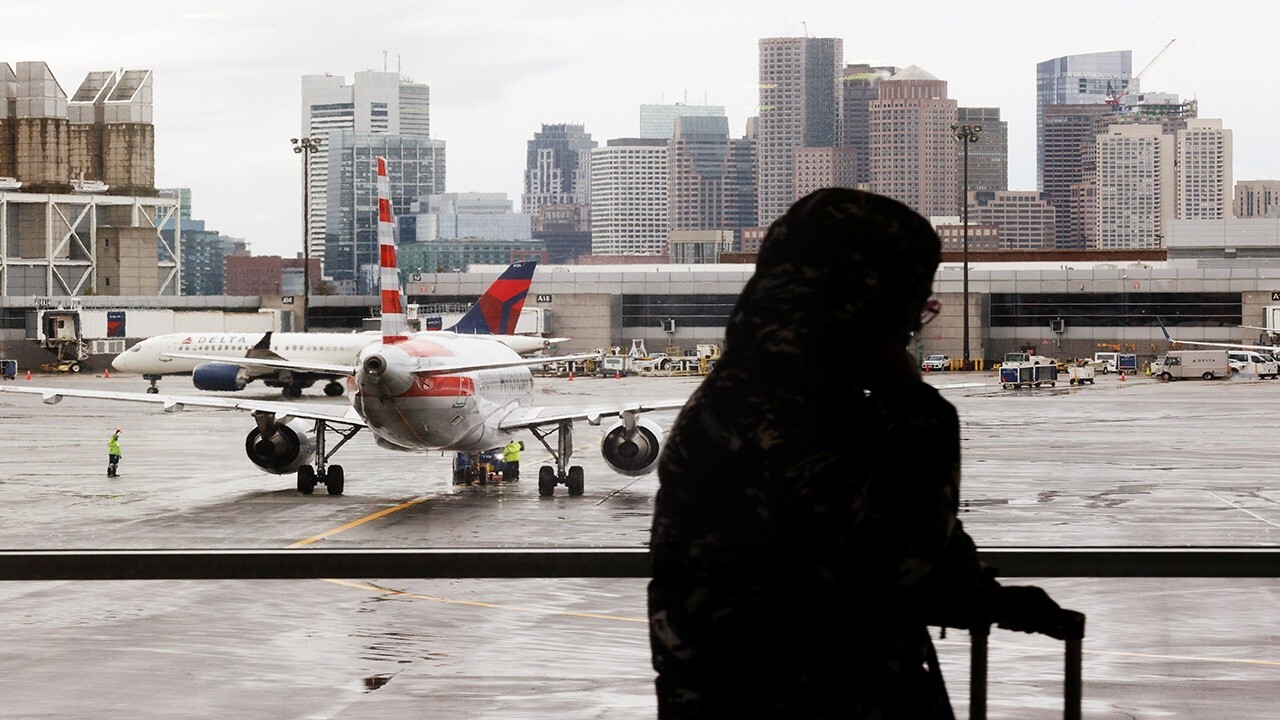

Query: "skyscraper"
<box><xmin>590</xmin><ymin>138</ymin><xmax>668</xmax><ymax>256</ymax></box>
<box><xmin>1035</xmin><ymin>50</ymin><xmax>1132</xmax><ymax>190</ymax></box>
<box><xmin>322</xmin><ymin>131</ymin><xmax>445</xmax><ymax>294</ymax></box>
<box><xmin>841</xmin><ymin>63</ymin><xmax>897</xmax><ymax>187</ymax></box>
<box><xmin>955</xmin><ymin>107</ymin><xmax>1008</xmax><ymax>195</ymax></box>
<box><xmin>667</xmin><ymin>115</ymin><xmax>756</xmax><ymax>239</ymax></box>
<box><xmin>300</xmin><ymin>70</ymin><xmax>432</xmax><ymax>267</ymax></box>
<box><xmin>1041</xmin><ymin>103</ymin><xmax>1117</xmax><ymax>248</ymax></box>
<box><xmin>1175</xmin><ymin>119</ymin><xmax>1232</xmax><ymax>220</ymax></box>
<box><xmin>522</xmin><ymin>124</ymin><xmax>596</xmax><ymax>215</ymax></box>
<box><xmin>639</xmin><ymin>102</ymin><xmax>725</xmax><ymax>139</ymax></box>
<box><xmin>868</xmin><ymin>66</ymin><xmax>957</xmax><ymax>219</ymax></box>
<box><xmin>1095</xmin><ymin>124</ymin><xmax>1173</xmax><ymax>249</ymax></box>
<box><xmin>756</xmin><ymin>36</ymin><xmax>843</xmax><ymax>224</ymax></box>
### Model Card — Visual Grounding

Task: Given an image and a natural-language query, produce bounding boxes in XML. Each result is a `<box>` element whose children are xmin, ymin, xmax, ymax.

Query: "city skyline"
<box><xmin>6</xmin><ymin>0</ymin><xmax>1276</xmax><ymax>258</ymax></box>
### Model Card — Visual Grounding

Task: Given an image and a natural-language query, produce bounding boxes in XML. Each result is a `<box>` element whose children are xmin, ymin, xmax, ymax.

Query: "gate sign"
<box><xmin>106</xmin><ymin>311</ymin><xmax>126</xmax><ymax>338</ymax></box>
<box><xmin>536</xmin><ymin>294</ymin><xmax>552</xmax><ymax>303</ymax></box>
<box><xmin>1271</xmin><ymin>292</ymin><xmax>1280</xmax><ymax>301</ymax></box>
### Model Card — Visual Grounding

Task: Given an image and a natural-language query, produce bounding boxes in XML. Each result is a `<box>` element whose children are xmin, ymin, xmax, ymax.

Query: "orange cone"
<box><xmin>568</xmin><ymin>371</ymin><xmax>574</xmax><ymax>381</ymax></box>
<box><xmin>615</xmin><ymin>371</ymin><xmax>621</xmax><ymax>379</ymax></box>
<box><xmin>25</xmin><ymin>370</ymin><xmax>31</xmax><ymax>380</ymax></box>
<box><xmin>104</xmin><ymin>368</ymin><xmax>110</xmax><ymax>379</ymax></box>
<box><xmin>1120</xmin><ymin>372</ymin><xmax>1126</xmax><ymax>381</ymax></box>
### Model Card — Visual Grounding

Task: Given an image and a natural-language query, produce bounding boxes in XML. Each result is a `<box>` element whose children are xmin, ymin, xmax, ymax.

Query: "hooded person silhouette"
<box><xmin>648</xmin><ymin>188</ymin><xmax>1077</xmax><ymax>719</ymax></box>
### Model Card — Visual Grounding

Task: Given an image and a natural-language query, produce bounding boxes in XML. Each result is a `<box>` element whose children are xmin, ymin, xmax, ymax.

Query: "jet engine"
<box><xmin>193</xmin><ymin>362</ymin><xmax>250</xmax><ymax>391</ymax></box>
<box><xmin>244</xmin><ymin>417</ymin><xmax>316</xmax><ymax>475</ymax></box>
<box><xmin>600</xmin><ymin>416</ymin><xmax>664</xmax><ymax>476</ymax></box>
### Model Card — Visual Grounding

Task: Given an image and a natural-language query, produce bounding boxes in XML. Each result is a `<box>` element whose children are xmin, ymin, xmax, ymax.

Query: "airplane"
<box><xmin>0</xmin><ymin>156</ymin><xmax>683</xmax><ymax>498</ymax></box>
<box><xmin>111</xmin><ymin>260</ymin><xmax>566</xmax><ymax>396</ymax></box>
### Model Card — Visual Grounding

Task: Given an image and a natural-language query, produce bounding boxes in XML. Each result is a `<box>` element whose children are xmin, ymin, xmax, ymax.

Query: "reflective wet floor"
<box><xmin>0</xmin><ymin>370</ymin><xmax>1276</xmax><ymax>718</ymax></box>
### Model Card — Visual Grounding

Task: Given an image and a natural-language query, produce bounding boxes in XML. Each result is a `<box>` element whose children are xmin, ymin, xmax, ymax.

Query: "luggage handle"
<box><xmin>968</xmin><ymin>610</ymin><xmax>1085</xmax><ymax>720</ymax></box>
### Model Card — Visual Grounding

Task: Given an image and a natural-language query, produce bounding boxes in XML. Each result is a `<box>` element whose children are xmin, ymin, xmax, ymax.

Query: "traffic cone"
<box><xmin>104</xmin><ymin>368</ymin><xmax>110</xmax><ymax>379</ymax></box>
<box><xmin>25</xmin><ymin>370</ymin><xmax>31</xmax><ymax>380</ymax></box>
<box><xmin>1120</xmin><ymin>372</ymin><xmax>1126</xmax><ymax>381</ymax></box>
<box><xmin>615</xmin><ymin>371</ymin><xmax>621</xmax><ymax>379</ymax></box>
<box><xmin>568</xmin><ymin>371</ymin><xmax>574</xmax><ymax>381</ymax></box>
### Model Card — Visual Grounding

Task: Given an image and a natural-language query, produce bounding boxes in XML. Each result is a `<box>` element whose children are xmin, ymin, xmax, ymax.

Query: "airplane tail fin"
<box><xmin>376</xmin><ymin>156</ymin><xmax>408</xmax><ymax>344</ymax></box>
<box><xmin>446</xmin><ymin>260</ymin><xmax>537</xmax><ymax>335</ymax></box>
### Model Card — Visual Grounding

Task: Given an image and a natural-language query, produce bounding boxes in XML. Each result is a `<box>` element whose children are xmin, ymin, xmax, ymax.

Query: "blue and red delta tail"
<box><xmin>376</xmin><ymin>156</ymin><xmax>409</xmax><ymax>343</ymax></box>
<box><xmin>447</xmin><ymin>260</ymin><xmax>538</xmax><ymax>335</ymax></box>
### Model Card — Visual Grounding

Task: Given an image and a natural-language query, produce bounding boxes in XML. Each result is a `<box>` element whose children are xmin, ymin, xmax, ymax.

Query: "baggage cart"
<box><xmin>1000</xmin><ymin>362</ymin><xmax>1057</xmax><ymax>389</ymax></box>
<box><xmin>0</xmin><ymin>359</ymin><xmax>15</xmax><ymax>380</ymax></box>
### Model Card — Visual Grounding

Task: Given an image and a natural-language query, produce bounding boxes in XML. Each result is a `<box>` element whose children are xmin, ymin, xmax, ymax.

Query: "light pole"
<box><xmin>291</xmin><ymin>136</ymin><xmax>321</xmax><ymax>332</ymax></box>
<box><xmin>951</xmin><ymin>123</ymin><xmax>981</xmax><ymax>369</ymax></box>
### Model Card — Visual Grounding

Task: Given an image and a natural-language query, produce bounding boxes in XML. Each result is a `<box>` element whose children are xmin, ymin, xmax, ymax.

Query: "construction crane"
<box><xmin>1106</xmin><ymin>38</ymin><xmax>1176</xmax><ymax>107</ymax></box>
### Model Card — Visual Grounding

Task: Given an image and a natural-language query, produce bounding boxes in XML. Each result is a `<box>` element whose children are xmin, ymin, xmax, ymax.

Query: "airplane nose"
<box><xmin>111</xmin><ymin>352</ymin><xmax>129</xmax><ymax>371</ymax></box>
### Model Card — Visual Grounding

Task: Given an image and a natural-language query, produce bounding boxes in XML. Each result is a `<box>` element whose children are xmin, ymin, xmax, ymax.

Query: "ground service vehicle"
<box><xmin>1094</xmin><ymin>351</ymin><xmax>1138</xmax><ymax>374</ymax></box>
<box><xmin>1151</xmin><ymin>349</ymin><xmax>1231</xmax><ymax>381</ymax></box>
<box><xmin>1226</xmin><ymin>351</ymin><xmax>1280</xmax><ymax>378</ymax></box>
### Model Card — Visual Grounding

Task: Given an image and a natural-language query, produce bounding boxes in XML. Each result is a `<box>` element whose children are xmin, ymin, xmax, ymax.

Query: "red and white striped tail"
<box><xmin>376</xmin><ymin>156</ymin><xmax>408</xmax><ymax>343</ymax></box>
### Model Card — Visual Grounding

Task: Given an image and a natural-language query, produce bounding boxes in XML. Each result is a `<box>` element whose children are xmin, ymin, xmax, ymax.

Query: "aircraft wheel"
<box><xmin>283</xmin><ymin>386</ymin><xmax>303</xmax><ymax>398</ymax></box>
<box><xmin>566</xmin><ymin>466</ymin><xmax>585</xmax><ymax>496</ymax></box>
<box><xmin>297</xmin><ymin>466</ymin><xmax>316</xmax><ymax>495</ymax></box>
<box><xmin>323</xmin><ymin>381</ymin><xmax>344</xmax><ymax>397</ymax></box>
<box><xmin>146</xmin><ymin>386</ymin><xmax>159</xmax><ymax>394</ymax></box>
<box><xmin>538</xmin><ymin>466</ymin><xmax>556</xmax><ymax>496</ymax></box>
<box><xmin>326</xmin><ymin>465</ymin><xmax>345</xmax><ymax>495</ymax></box>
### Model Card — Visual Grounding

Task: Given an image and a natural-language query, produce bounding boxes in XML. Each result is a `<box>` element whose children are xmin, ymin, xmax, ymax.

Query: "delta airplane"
<box><xmin>1157</xmin><ymin>316</ymin><xmax>1280</xmax><ymax>355</ymax></box>
<box><xmin>0</xmin><ymin>157</ymin><xmax>682</xmax><ymax>498</ymax></box>
<box><xmin>112</xmin><ymin>260</ymin><xmax>566</xmax><ymax>396</ymax></box>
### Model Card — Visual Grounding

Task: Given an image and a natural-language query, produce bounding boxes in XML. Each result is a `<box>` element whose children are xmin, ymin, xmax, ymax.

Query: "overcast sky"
<box><xmin>6</xmin><ymin>0</ymin><xmax>1276</xmax><ymax>258</ymax></box>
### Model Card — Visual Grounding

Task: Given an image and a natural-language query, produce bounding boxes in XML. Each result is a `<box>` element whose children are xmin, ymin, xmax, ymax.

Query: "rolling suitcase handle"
<box><xmin>968</xmin><ymin>610</ymin><xmax>1086</xmax><ymax>720</ymax></box>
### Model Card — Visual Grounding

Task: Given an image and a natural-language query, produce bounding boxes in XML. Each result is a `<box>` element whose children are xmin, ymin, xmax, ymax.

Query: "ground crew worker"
<box><xmin>107</xmin><ymin>428</ymin><xmax>122</xmax><ymax>478</ymax></box>
<box><xmin>501</xmin><ymin>439</ymin><xmax>522</xmax><ymax>482</ymax></box>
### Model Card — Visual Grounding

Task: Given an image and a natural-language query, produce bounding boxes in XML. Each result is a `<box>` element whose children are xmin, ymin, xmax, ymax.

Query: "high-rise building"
<box><xmin>640</xmin><ymin>102</ymin><xmax>725</xmax><ymax>139</ymax></box>
<box><xmin>667</xmin><ymin>115</ymin><xmax>756</xmax><ymax>241</ymax></box>
<box><xmin>407</xmin><ymin>193</ymin><xmax>531</xmax><ymax>242</ymax></box>
<box><xmin>300</xmin><ymin>70</ymin><xmax>432</xmax><ymax>266</ymax></box>
<box><xmin>590</xmin><ymin>138</ymin><xmax>669</xmax><ymax>256</ymax></box>
<box><xmin>841</xmin><ymin>64</ymin><xmax>897</xmax><ymax>186</ymax></box>
<box><xmin>522</xmin><ymin>124</ymin><xmax>596</xmax><ymax>214</ymax></box>
<box><xmin>1235</xmin><ymin>180</ymin><xmax>1280</xmax><ymax>218</ymax></box>
<box><xmin>322</xmin><ymin>131</ymin><xmax>445</xmax><ymax>294</ymax></box>
<box><xmin>955</xmin><ymin>107</ymin><xmax>1008</xmax><ymax>195</ymax></box>
<box><xmin>1041</xmin><ymin>103</ymin><xmax>1117</xmax><ymax>248</ymax></box>
<box><xmin>794</xmin><ymin>146</ymin><xmax>857</xmax><ymax>199</ymax></box>
<box><xmin>869</xmin><ymin>66</ymin><xmax>957</xmax><ymax>219</ymax></box>
<box><xmin>971</xmin><ymin>191</ymin><xmax>1057</xmax><ymax>250</ymax></box>
<box><xmin>1175</xmin><ymin>119</ymin><xmax>1232</xmax><ymax>220</ymax></box>
<box><xmin>1036</xmin><ymin>50</ymin><xmax>1132</xmax><ymax>190</ymax></box>
<box><xmin>756</xmin><ymin>36</ymin><xmax>843</xmax><ymax>224</ymax></box>
<box><xmin>1095</xmin><ymin>124</ymin><xmax>1173</xmax><ymax>249</ymax></box>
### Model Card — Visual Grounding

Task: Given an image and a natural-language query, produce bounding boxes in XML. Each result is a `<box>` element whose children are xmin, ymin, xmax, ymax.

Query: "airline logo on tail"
<box><xmin>449</xmin><ymin>260</ymin><xmax>538</xmax><ymax>335</ymax></box>
<box><xmin>377</xmin><ymin>156</ymin><xmax>409</xmax><ymax>344</ymax></box>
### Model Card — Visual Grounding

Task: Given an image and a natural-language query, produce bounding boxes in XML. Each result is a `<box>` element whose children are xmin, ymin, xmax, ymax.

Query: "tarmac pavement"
<box><xmin>0</xmin><ymin>369</ymin><xmax>1276</xmax><ymax>718</ymax></box>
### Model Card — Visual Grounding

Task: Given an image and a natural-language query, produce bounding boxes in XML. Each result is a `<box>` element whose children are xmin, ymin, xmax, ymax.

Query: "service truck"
<box><xmin>1227</xmin><ymin>350</ymin><xmax>1280</xmax><ymax>379</ymax></box>
<box><xmin>1151</xmin><ymin>349</ymin><xmax>1231</xmax><ymax>381</ymax></box>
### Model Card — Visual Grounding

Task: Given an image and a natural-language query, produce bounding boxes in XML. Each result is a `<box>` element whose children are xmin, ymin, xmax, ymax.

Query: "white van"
<box><xmin>1226</xmin><ymin>350</ymin><xmax>1280</xmax><ymax>379</ymax></box>
<box><xmin>1152</xmin><ymin>349</ymin><xmax>1232</xmax><ymax>381</ymax></box>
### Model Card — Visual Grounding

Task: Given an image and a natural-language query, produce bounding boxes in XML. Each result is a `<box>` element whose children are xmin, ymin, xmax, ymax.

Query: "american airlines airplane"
<box><xmin>111</xmin><ymin>260</ymin><xmax>565</xmax><ymax>396</ymax></box>
<box><xmin>0</xmin><ymin>157</ymin><xmax>681</xmax><ymax>498</ymax></box>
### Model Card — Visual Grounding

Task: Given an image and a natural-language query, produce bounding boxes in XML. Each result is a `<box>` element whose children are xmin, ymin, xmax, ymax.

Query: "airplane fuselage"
<box><xmin>353</xmin><ymin>335</ymin><xmax>533</xmax><ymax>452</ymax></box>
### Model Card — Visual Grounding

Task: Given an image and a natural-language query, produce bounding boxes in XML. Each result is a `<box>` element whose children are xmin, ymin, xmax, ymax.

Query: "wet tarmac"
<box><xmin>0</xmin><ymin>369</ymin><xmax>1277</xmax><ymax>718</ymax></box>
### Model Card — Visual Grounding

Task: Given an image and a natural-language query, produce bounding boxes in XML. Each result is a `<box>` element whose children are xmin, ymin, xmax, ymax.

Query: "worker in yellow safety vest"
<box><xmin>107</xmin><ymin>428</ymin><xmax>123</xmax><ymax>478</ymax></box>
<box><xmin>501</xmin><ymin>439</ymin><xmax>522</xmax><ymax>482</ymax></box>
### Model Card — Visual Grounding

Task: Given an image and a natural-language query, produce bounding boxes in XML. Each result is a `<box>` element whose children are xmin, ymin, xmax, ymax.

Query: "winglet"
<box><xmin>447</xmin><ymin>260</ymin><xmax>538</xmax><ymax>335</ymax></box>
<box><xmin>1157</xmin><ymin>316</ymin><xmax>1171</xmax><ymax>341</ymax></box>
<box><xmin>376</xmin><ymin>156</ymin><xmax>409</xmax><ymax>343</ymax></box>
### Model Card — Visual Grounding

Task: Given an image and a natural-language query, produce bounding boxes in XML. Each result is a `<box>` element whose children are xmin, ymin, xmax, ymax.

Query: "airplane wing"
<box><xmin>410</xmin><ymin>351</ymin><xmax>600</xmax><ymax>376</ymax></box>
<box><xmin>0</xmin><ymin>384</ymin><xmax>366</xmax><ymax>427</ymax></box>
<box><xmin>1156</xmin><ymin>317</ymin><xmax>1277</xmax><ymax>353</ymax></box>
<box><xmin>497</xmin><ymin>398</ymin><xmax>686</xmax><ymax>432</ymax></box>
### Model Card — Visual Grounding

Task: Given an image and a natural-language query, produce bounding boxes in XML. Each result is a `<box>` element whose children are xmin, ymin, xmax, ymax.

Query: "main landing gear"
<box><xmin>529</xmin><ymin>419</ymin><xmax>586</xmax><ymax>497</ymax></box>
<box><xmin>144</xmin><ymin>374</ymin><xmax>161</xmax><ymax>394</ymax></box>
<box><xmin>323</xmin><ymin>380</ymin><xmax>344</xmax><ymax>396</ymax></box>
<box><xmin>296</xmin><ymin>418</ymin><xmax>361</xmax><ymax>496</ymax></box>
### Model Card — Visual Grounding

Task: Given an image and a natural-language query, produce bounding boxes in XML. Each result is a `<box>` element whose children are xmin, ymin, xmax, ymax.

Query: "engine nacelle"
<box><xmin>600</xmin><ymin>416</ymin><xmax>664</xmax><ymax>476</ymax></box>
<box><xmin>193</xmin><ymin>362</ymin><xmax>250</xmax><ymax>391</ymax></box>
<box><xmin>244</xmin><ymin>417</ymin><xmax>316</xmax><ymax>475</ymax></box>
